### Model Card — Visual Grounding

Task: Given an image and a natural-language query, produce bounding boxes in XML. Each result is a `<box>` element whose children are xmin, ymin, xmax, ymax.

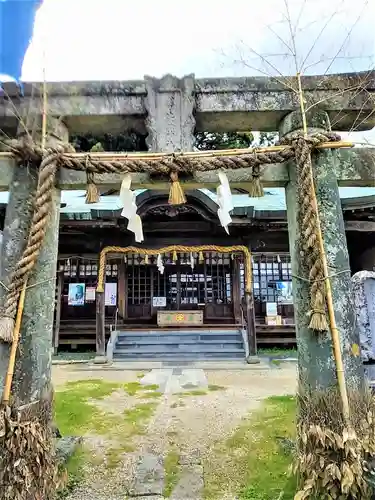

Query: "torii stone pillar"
<box><xmin>281</xmin><ymin>110</ymin><xmax>364</xmax><ymax>391</ymax></box>
<box><xmin>0</xmin><ymin>117</ymin><xmax>68</xmax><ymax>407</ymax></box>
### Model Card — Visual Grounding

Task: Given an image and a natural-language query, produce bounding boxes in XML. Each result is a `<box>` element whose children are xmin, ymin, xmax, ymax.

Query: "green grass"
<box><xmin>175</xmin><ymin>390</ymin><xmax>208</xmax><ymax>397</ymax></box>
<box><xmin>55</xmin><ymin>378</ymin><xmax>160</xmax><ymax>495</ymax></box>
<box><xmin>270</xmin><ymin>359</ymin><xmax>282</xmax><ymax>367</ymax></box>
<box><xmin>163</xmin><ymin>450</ymin><xmax>181</xmax><ymax>498</ymax></box>
<box><xmin>123</xmin><ymin>382</ymin><xmax>160</xmax><ymax>395</ymax></box>
<box><xmin>57</xmin><ymin>445</ymin><xmax>88</xmax><ymax>498</ymax></box>
<box><xmin>123</xmin><ymin>381</ymin><xmax>143</xmax><ymax>395</ymax></box>
<box><xmin>54</xmin><ymin>380</ymin><xmax>123</xmax><ymax>435</ymax></box>
<box><xmin>208</xmin><ymin>384</ymin><xmax>226</xmax><ymax>392</ymax></box>
<box><xmin>139</xmin><ymin>391</ymin><xmax>163</xmax><ymax>399</ymax></box>
<box><xmin>259</xmin><ymin>347</ymin><xmax>297</xmax><ymax>358</ymax></box>
<box><xmin>105</xmin><ymin>443</ymin><xmax>136</xmax><ymax>469</ymax></box>
<box><xmin>204</xmin><ymin>395</ymin><xmax>297</xmax><ymax>500</ymax></box>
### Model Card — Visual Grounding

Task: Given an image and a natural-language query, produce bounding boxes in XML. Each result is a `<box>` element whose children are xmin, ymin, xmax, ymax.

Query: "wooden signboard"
<box><xmin>157</xmin><ymin>310</ymin><xmax>203</xmax><ymax>327</ymax></box>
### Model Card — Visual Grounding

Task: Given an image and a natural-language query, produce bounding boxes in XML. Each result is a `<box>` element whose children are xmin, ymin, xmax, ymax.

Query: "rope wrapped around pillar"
<box><xmin>285</xmin><ymin>131</ymin><xmax>341</xmax><ymax>331</ymax></box>
<box><xmin>0</xmin><ymin>144</ymin><xmax>73</xmax><ymax>342</ymax></box>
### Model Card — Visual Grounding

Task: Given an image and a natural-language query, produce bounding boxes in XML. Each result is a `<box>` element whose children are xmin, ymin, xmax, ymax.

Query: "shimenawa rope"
<box><xmin>0</xmin><ymin>132</ymin><xmax>339</xmax><ymax>341</ymax></box>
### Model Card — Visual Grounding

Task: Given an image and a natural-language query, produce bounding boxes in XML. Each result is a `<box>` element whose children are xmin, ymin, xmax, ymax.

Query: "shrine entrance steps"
<box><xmin>112</xmin><ymin>328</ymin><xmax>245</xmax><ymax>361</ymax></box>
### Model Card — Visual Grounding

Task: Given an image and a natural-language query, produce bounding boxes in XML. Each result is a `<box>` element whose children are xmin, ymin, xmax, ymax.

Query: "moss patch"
<box><xmin>105</xmin><ymin>443</ymin><xmax>136</xmax><ymax>469</ymax></box>
<box><xmin>123</xmin><ymin>382</ymin><xmax>160</xmax><ymax>395</ymax></box>
<box><xmin>57</xmin><ymin>445</ymin><xmax>87</xmax><ymax>498</ymax></box>
<box><xmin>208</xmin><ymin>385</ymin><xmax>226</xmax><ymax>392</ymax></box>
<box><xmin>175</xmin><ymin>390</ymin><xmax>208</xmax><ymax>397</ymax></box>
<box><xmin>123</xmin><ymin>381</ymin><xmax>143</xmax><ymax>395</ymax></box>
<box><xmin>204</xmin><ymin>395</ymin><xmax>297</xmax><ymax>500</ymax></box>
<box><xmin>171</xmin><ymin>401</ymin><xmax>186</xmax><ymax>408</ymax></box>
<box><xmin>54</xmin><ymin>380</ymin><xmax>123</xmax><ymax>435</ymax></box>
<box><xmin>139</xmin><ymin>391</ymin><xmax>163</xmax><ymax>399</ymax></box>
<box><xmin>55</xmin><ymin>379</ymin><xmax>159</xmax><ymax>492</ymax></box>
<box><xmin>163</xmin><ymin>450</ymin><xmax>181</xmax><ymax>498</ymax></box>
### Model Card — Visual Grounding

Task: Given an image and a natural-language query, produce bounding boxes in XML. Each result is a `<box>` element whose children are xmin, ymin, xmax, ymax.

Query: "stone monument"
<box><xmin>352</xmin><ymin>271</ymin><xmax>375</xmax><ymax>381</ymax></box>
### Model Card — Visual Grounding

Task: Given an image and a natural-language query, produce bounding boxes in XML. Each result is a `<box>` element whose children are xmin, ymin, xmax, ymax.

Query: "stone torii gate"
<box><xmin>0</xmin><ymin>71</ymin><xmax>374</xmax><ymax>414</ymax></box>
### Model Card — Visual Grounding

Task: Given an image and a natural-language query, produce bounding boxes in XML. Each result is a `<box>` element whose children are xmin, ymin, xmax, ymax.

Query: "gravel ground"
<box><xmin>54</xmin><ymin>365</ymin><xmax>297</xmax><ymax>499</ymax></box>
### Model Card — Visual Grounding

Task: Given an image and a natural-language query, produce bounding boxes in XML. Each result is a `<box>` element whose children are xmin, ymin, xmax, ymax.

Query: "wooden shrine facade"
<box><xmin>55</xmin><ymin>250</ymin><xmax>294</xmax><ymax>349</ymax></box>
<box><xmin>47</xmin><ymin>188</ymin><xmax>375</xmax><ymax>350</ymax></box>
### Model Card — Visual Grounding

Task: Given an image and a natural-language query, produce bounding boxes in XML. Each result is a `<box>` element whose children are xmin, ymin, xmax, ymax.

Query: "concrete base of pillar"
<box><xmin>246</xmin><ymin>356</ymin><xmax>261</xmax><ymax>364</ymax></box>
<box><xmin>93</xmin><ymin>355</ymin><xmax>108</xmax><ymax>365</ymax></box>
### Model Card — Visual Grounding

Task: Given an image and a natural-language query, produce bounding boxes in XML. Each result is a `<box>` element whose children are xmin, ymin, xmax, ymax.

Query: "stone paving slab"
<box><xmin>139</xmin><ymin>369</ymin><xmax>173</xmax><ymax>392</ymax></box>
<box><xmin>139</xmin><ymin>368</ymin><xmax>209</xmax><ymax>395</ymax></box>
<box><xmin>128</xmin><ymin>453</ymin><xmax>164</xmax><ymax>497</ymax></box>
<box><xmin>170</xmin><ymin>465</ymin><xmax>204</xmax><ymax>500</ymax></box>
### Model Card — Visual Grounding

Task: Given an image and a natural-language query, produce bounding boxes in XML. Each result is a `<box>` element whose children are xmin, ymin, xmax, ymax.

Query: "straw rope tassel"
<box><xmin>248</xmin><ymin>164</ymin><xmax>264</xmax><ymax>197</ymax></box>
<box><xmin>168</xmin><ymin>171</ymin><xmax>186</xmax><ymax>205</ymax></box>
<box><xmin>86</xmin><ymin>144</ymin><xmax>103</xmax><ymax>204</ymax></box>
<box><xmin>85</xmin><ymin>171</ymin><xmax>100</xmax><ymax>204</ymax></box>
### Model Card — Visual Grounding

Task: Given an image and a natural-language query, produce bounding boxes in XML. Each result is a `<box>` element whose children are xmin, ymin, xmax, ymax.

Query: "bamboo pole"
<box><xmin>0</xmin><ymin>140</ymin><xmax>355</xmax><ymax>163</ymax></box>
<box><xmin>1</xmin><ymin>282</ymin><xmax>27</xmax><ymax>405</ymax></box>
<box><xmin>297</xmin><ymin>72</ymin><xmax>350</xmax><ymax>422</ymax></box>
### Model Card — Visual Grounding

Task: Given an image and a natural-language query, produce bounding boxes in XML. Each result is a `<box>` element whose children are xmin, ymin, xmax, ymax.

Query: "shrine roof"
<box><xmin>1</xmin><ymin>187</ymin><xmax>375</xmax><ymax>216</ymax></box>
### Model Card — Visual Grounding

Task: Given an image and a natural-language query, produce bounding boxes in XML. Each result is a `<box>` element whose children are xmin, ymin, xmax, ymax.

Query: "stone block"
<box><xmin>128</xmin><ymin>453</ymin><xmax>164</xmax><ymax>497</ymax></box>
<box><xmin>352</xmin><ymin>271</ymin><xmax>375</xmax><ymax>362</ymax></box>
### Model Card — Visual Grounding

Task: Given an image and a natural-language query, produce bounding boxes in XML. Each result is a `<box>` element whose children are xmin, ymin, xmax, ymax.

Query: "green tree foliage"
<box><xmin>195</xmin><ymin>131</ymin><xmax>278</xmax><ymax>150</ymax></box>
<box><xmin>71</xmin><ymin>131</ymin><xmax>278</xmax><ymax>153</ymax></box>
<box><xmin>71</xmin><ymin>132</ymin><xmax>147</xmax><ymax>152</ymax></box>
<box><xmin>195</xmin><ymin>131</ymin><xmax>255</xmax><ymax>150</ymax></box>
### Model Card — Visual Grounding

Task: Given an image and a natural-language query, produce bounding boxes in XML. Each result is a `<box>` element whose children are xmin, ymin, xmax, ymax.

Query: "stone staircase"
<box><xmin>112</xmin><ymin>328</ymin><xmax>245</xmax><ymax>361</ymax></box>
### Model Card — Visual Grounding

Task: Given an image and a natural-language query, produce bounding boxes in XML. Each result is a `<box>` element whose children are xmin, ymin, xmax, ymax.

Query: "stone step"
<box><xmin>113</xmin><ymin>328</ymin><xmax>245</xmax><ymax>361</ymax></box>
<box><xmin>116</xmin><ymin>329</ymin><xmax>241</xmax><ymax>335</ymax></box>
<box><xmin>116</xmin><ymin>331</ymin><xmax>243</xmax><ymax>342</ymax></box>
<box><xmin>113</xmin><ymin>351</ymin><xmax>245</xmax><ymax>360</ymax></box>
<box><xmin>116</xmin><ymin>338</ymin><xmax>243</xmax><ymax>346</ymax></box>
<box><xmin>114</xmin><ymin>344</ymin><xmax>244</xmax><ymax>353</ymax></box>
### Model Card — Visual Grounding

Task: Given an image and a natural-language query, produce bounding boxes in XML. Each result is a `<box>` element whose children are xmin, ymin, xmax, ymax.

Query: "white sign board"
<box><xmin>68</xmin><ymin>283</ymin><xmax>85</xmax><ymax>306</ymax></box>
<box><xmin>105</xmin><ymin>283</ymin><xmax>117</xmax><ymax>306</ymax></box>
<box><xmin>153</xmin><ymin>296</ymin><xmax>166</xmax><ymax>307</ymax></box>
<box><xmin>266</xmin><ymin>302</ymin><xmax>278</xmax><ymax>316</ymax></box>
<box><xmin>276</xmin><ymin>281</ymin><xmax>293</xmax><ymax>304</ymax></box>
<box><xmin>85</xmin><ymin>287</ymin><xmax>96</xmax><ymax>302</ymax></box>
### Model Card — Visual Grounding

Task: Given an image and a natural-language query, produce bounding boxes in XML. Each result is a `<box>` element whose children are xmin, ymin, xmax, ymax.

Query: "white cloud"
<box><xmin>22</xmin><ymin>0</ymin><xmax>374</xmax><ymax>81</ymax></box>
<box><xmin>20</xmin><ymin>0</ymin><xmax>375</xmax><ymax>141</ymax></box>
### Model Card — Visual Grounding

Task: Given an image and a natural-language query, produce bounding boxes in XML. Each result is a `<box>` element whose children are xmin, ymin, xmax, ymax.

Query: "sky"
<box><xmin>19</xmin><ymin>0</ymin><xmax>375</xmax><ymax>142</ymax></box>
<box><xmin>22</xmin><ymin>0</ymin><xmax>375</xmax><ymax>80</ymax></box>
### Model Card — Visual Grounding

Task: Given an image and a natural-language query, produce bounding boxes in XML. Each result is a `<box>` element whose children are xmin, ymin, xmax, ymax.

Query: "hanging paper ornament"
<box><xmin>216</xmin><ymin>171</ymin><xmax>233</xmax><ymax>234</ymax></box>
<box><xmin>119</xmin><ymin>174</ymin><xmax>144</xmax><ymax>243</ymax></box>
<box><xmin>231</xmin><ymin>253</ymin><xmax>234</xmax><ymax>260</ymax></box>
<box><xmin>199</xmin><ymin>251</ymin><xmax>204</xmax><ymax>263</ymax></box>
<box><xmin>123</xmin><ymin>255</ymin><xmax>127</xmax><ymax>264</ymax></box>
<box><xmin>277</xmin><ymin>254</ymin><xmax>281</xmax><ymax>263</ymax></box>
<box><xmin>157</xmin><ymin>254</ymin><xmax>165</xmax><ymax>275</ymax></box>
<box><xmin>145</xmin><ymin>254</ymin><xmax>149</xmax><ymax>264</ymax></box>
<box><xmin>190</xmin><ymin>252</ymin><xmax>195</xmax><ymax>270</ymax></box>
<box><xmin>172</xmin><ymin>250</ymin><xmax>178</xmax><ymax>262</ymax></box>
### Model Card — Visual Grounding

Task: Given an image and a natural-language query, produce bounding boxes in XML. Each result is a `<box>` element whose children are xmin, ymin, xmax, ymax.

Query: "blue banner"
<box><xmin>0</xmin><ymin>0</ymin><xmax>42</xmax><ymax>83</ymax></box>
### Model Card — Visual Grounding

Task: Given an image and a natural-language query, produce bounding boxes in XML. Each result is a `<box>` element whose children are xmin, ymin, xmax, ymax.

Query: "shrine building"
<box><xmin>1</xmin><ymin>186</ymin><xmax>374</xmax><ymax>360</ymax></box>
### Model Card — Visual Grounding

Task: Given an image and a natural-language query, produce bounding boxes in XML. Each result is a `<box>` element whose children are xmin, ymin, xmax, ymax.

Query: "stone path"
<box><xmin>54</xmin><ymin>364</ymin><xmax>297</xmax><ymax>499</ymax></box>
<box><xmin>139</xmin><ymin>367</ymin><xmax>209</xmax><ymax>394</ymax></box>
